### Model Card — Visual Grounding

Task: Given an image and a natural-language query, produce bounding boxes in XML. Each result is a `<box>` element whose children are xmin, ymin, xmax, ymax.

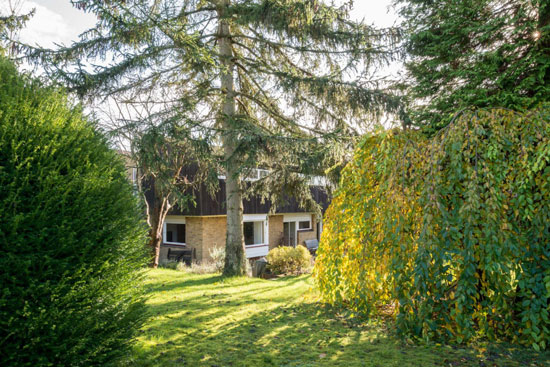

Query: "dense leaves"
<box><xmin>0</xmin><ymin>58</ymin><xmax>148</xmax><ymax>366</ymax></box>
<box><xmin>315</xmin><ymin>106</ymin><xmax>550</xmax><ymax>349</ymax></box>
<box><xmin>267</xmin><ymin>245</ymin><xmax>311</xmax><ymax>275</ymax></box>
<box><xmin>22</xmin><ymin>0</ymin><xmax>401</xmax><ymax>275</ymax></box>
<box><xmin>396</xmin><ymin>0</ymin><xmax>550</xmax><ymax>132</ymax></box>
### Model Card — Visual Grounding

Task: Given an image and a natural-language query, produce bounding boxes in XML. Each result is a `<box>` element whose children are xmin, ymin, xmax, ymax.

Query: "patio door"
<box><xmin>283</xmin><ymin>221</ymin><xmax>296</xmax><ymax>247</ymax></box>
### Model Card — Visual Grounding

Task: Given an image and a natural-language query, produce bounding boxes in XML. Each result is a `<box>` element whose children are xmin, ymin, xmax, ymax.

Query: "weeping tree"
<box><xmin>395</xmin><ymin>0</ymin><xmax>550</xmax><ymax>132</ymax></box>
<box><xmin>315</xmin><ymin>106</ymin><xmax>550</xmax><ymax>348</ymax></box>
<box><xmin>26</xmin><ymin>0</ymin><xmax>400</xmax><ymax>276</ymax></box>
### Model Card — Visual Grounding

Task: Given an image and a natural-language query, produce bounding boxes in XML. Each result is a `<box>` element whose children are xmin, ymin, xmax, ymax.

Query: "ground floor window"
<box><xmin>298</xmin><ymin>220</ymin><xmax>311</xmax><ymax>230</ymax></box>
<box><xmin>244</xmin><ymin>221</ymin><xmax>264</xmax><ymax>246</ymax></box>
<box><xmin>165</xmin><ymin>222</ymin><xmax>186</xmax><ymax>245</ymax></box>
<box><xmin>283</xmin><ymin>221</ymin><xmax>297</xmax><ymax>246</ymax></box>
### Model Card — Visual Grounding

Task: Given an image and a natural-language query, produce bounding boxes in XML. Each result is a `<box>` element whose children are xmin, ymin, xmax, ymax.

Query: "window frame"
<box><xmin>298</xmin><ymin>220</ymin><xmax>312</xmax><ymax>230</ymax></box>
<box><xmin>163</xmin><ymin>218</ymin><xmax>186</xmax><ymax>246</ymax></box>
<box><xmin>243</xmin><ymin>214</ymin><xmax>268</xmax><ymax>247</ymax></box>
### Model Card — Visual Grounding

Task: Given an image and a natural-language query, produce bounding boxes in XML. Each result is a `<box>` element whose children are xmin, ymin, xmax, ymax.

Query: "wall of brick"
<box><xmin>185</xmin><ymin>217</ymin><xmax>203</xmax><ymax>261</ymax></box>
<box><xmin>268</xmin><ymin>215</ymin><xmax>284</xmax><ymax>249</ymax></box>
<box><xmin>297</xmin><ymin>215</ymin><xmax>317</xmax><ymax>246</ymax></box>
<box><xmin>159</xmin><ymin>213</ymin><xmax>320</xmax><ymax>263</ymax></box>
<box><xmin>200</xmin><ymin>216</ymin><xmax>227</xmax><ymax>263</ymax></box>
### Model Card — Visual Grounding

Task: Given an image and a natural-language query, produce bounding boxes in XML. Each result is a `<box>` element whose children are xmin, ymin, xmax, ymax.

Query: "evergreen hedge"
<box><xmin>315</xmin><ymin>107</ymin><xmax>550</xmax><ymax>349</ymax></box>
<box><xmin>0</xmin><ymin>58</ymin><xmax>148</xmax><ymax>366</ymax></box>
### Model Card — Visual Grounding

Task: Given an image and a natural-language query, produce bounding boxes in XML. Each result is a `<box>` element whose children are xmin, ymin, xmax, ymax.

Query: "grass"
<box><xmin>123</xmin><ymin>269</ymin><xmax>550</xmax><ymax>366</ymax></box>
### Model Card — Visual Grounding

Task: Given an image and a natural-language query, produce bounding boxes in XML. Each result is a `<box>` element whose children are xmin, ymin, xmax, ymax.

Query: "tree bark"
<box><xmin>218</xmin><ymin>1</ymin><xmax>247</xmax><ymax>276</ymax></box>
<box><xmin>145</xmin><ymin>189</ymin><xmax>170</xmax><ymax>268</ymax></box>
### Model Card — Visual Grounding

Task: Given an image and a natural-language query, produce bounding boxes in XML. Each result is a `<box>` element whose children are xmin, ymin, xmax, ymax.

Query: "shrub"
<box><xmin>0</xmin><ymin>58</ymin><xmax>148</xmax><ymax>366</ymax></box>
<box><xmin>315</xmin><ymin>107</ymin><xmax>550</xmax><ymax>349</ymax></box>
<box><xmin>209</xmin><ymin>246</ymin><xmax>225</xmax><ymax>273</ymax></box>
<box><xmin>267</xmin><ymin>245</ymin><xmax>312</xmax><ymax>275</ymax></box>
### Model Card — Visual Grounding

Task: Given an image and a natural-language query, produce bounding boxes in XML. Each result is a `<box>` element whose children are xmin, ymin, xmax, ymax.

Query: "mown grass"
<box><xmin>123</xmin><ymin>269</ymin><xmax>550</xmax><ymax>366</ymax></box>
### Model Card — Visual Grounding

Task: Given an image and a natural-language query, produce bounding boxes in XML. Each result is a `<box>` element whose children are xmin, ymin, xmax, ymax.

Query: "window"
<box><xmin>131</xmin><ymin>167</ymin><xmax>137</xmax><ymax>185</ymax></box>
<box><xmin>298</xmin><ymin>220</ymin><xmax>311</xmax><ymax>230</ymax></box>
<box><xmin>244</xmin><ymin>221</ymin><xmax>264</xmax><ymax>246</ymax></box>
<box><xmin>283</xmin><ymin>221</ymin><xmax>296</xmax><ymax>246</ymax></box>
<box><xmin>165</xmin><ymin>223</ymin><xmax>185</xmax><ymax>244</ymax></box>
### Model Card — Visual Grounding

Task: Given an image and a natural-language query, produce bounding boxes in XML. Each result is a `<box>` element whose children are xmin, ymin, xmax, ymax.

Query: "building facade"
<box><xmin>144</xmin><ymin>168</ymin><xmax>330</xmax><ymax>264</ymax></box>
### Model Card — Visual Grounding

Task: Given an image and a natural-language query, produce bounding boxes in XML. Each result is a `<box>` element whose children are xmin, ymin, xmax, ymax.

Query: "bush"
<box><xmin>267</xmin><ymin>245</ymin><xmax>312</xmax><ymax>275</ymax></box>
<box><xmin>315</xmin><ymin>107</ymin><xmax>550</xmax><ymax>349</ymax></box>
<box><xmin>0</xmin><ymin>59</ymin><xmax>148</xmax><ymax>366</ymax></box>
<box><xmin>209</xmin><ymin>246</ymin><xmax>225</xmax><ymax>273</ymax></box>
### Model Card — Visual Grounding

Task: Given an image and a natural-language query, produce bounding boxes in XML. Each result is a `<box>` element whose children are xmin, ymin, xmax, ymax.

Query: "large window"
<box><xmin>244</xmin><ymin>221</ymin><xmax>264</xmax><ymax>246</ymax></box>
<box><xmin>165</xmin><ymin>223</ymin><xmax>186</xmax><ymax>244</ymax></box>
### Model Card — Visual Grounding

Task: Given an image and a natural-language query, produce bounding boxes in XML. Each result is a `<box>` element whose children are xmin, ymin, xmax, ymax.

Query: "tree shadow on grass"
<box><xmin>128</xmin><ymin>273</ymin><xmax>550</xmax><ymax>367</ymax></box>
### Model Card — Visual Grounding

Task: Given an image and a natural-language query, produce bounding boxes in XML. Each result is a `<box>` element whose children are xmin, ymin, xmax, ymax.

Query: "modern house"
<box><xmin>142</xmin><ymin>167</ymin><xmax>330</xmax><ymax>264</ymax></box>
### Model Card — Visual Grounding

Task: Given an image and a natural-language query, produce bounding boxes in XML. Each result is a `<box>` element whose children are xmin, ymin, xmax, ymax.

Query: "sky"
<box><xmin>9</xmin><ymin>0</ymin><xmax>400</xmax><ymax>48</ymax></box>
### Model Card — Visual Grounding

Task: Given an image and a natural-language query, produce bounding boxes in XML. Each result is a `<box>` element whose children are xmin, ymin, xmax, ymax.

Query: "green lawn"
<box><xmin>124</xmin><ymin>269</ymin><xmax>550</xmax><ymax>366</ymax></box>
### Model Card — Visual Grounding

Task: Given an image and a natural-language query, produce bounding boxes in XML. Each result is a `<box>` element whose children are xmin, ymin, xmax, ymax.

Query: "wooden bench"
<box><xmin>167</xmin><ymin>247</ymin><xmax>195</xmax><ymax>265</ymax></box>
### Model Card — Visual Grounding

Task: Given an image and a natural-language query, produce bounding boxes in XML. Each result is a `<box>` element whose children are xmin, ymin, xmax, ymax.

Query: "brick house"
<box><xmin>143</xmin><ymin>168</ymin><xmax>330</xmax><ymax>264</ymax></box>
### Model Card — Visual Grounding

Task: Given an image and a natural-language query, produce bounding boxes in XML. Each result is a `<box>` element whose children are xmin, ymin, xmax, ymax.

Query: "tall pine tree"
<box><xmin>27</xmin><ymin>0</ymin><xmax>400</xmax><ymax>275</ymax></box>
<box><xmin>396</xmin><ymin>0</ymin><xmax>550</xmax><ymax>131</ymax></box>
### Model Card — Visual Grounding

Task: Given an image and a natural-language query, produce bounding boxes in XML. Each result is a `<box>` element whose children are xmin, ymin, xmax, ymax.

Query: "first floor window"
<box><xmin>166</xmin><ymin>223</ymin><xmax>186</xmax><ymax>244</ymax></box>
<box><xmin>244</xmin><ymin>221</ymin><xmax>264</xmax><ymax>245</ymax></box>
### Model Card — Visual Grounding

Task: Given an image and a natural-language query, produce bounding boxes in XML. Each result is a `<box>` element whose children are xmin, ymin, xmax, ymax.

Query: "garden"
<box><xmin>126</xmin><ymin>269</ymin><xmax>550</xmax><ymax>366</ymax></box>
<box><xmin>2</xmin><ymin>0</ymin><xmax>550</xmax><ymax>366</ymax></box>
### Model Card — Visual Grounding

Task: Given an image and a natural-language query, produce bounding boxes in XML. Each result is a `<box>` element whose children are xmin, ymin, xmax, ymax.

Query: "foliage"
<box><xmin>315</xmin><ymin>106</ymin><xmax>550</xmax><ymax>349</ymax></box>
<box><xmin>267</xmin><ymin>245</ymin><xmax>312</xmax><ymax>275</ymax></box>
<box><xmin>0</xmin><ymin>1</ymin><xmax>33</xmax><ymax>57</ymax></box>
<box><xmin>133</xmin><ymin>126</ymin><xmax>217</xmax><ymax>267</ymax></box>
<box><xmin>209</xmin><ymin>246</ymin><xmax>226</xmax><ymax>273</ymax></box>
<box><xmin>127</xmin><ymin>269</ymin><xmax>550</xmax><ymax>366</ymax></box>
<box><xmin>24</xmin><ymin>0</ymin><xmax>401</xmax><ymax>276</ymax></box>
<box><xmin>395</xmin><ymin>0</ymin><xmax>550</xmax><ymax>132</ymax></box>
<box><xmin>0</xmin><ymin>58</ymin><xmax>148</xmax><ymax>366</ymax></box>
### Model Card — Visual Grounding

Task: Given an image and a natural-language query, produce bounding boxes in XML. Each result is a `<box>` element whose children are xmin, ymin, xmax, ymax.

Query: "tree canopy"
<box><xmin>315</xmin><ymin>106</ymin><xmax>550</xmax><ymax>349</ymax></box>
<box><xmin>26</xmin><ymin>0</ymin><xmax>401</xmax><ymax>275</ymax></box>
<box><xmin>395</xmin><ymin>0</ymin><xmax>550</xmax><ymax>131</ymax></box>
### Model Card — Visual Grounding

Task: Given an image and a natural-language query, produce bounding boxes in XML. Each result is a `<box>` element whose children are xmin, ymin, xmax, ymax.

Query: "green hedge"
<box><xmin>0</xmin><ymin>59</ymin><xmax>148</xmax><ymax>366</ymax></box>
<box><xmin>315</xmin><ymin>107</ymin><xmax>550</xmax><ymax>349</ymax></box>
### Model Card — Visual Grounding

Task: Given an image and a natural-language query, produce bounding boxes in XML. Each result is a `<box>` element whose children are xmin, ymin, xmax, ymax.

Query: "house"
<box><xmin>143</xmin><ymin>167</ymin><xmax>330</xmax><ymax>264</ymax></box>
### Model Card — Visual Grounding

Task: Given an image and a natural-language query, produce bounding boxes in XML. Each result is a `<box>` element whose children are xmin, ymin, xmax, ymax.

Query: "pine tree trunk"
<box><xmin>218</xmin><ymin>1</ymin><xmax>247</xmax><ymax>276</ymax></box>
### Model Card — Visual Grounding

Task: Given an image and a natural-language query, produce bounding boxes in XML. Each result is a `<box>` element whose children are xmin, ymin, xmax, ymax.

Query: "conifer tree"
<box><xmin>27</xmin><ymin>0</ymin><xmax>400</xmax><ymax>275</ymax></box>
<box><xmin>396</xmin><ymin>0</ymin><xmax>550</xmax><ymax>131</ymax></box>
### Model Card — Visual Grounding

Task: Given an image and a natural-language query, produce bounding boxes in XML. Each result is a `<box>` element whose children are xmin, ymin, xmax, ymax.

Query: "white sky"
<box><xmin>12</xmin><ymin>0</ymin><xmax>400</xmax><ymax>48</ymax></box>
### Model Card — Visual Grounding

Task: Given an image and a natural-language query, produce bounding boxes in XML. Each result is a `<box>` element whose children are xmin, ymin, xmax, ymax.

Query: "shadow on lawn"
<box><xmin>132</xmin><ymin>273</ymin><xmax>550</xmax><ymax>367</ymax></box>
<box><xmin>144</xmin><ymin>274</ymin><xmax>226</xmax><ymax>294</ymax></box>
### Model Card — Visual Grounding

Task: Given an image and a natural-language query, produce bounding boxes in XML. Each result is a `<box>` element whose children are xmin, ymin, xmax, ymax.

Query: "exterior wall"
<box><xmin>184</xmin><ymin>216</ymin><xmax>227</xmax><ymax>263</ymax></box>
<box><xmin>268</xmin><ymin>215</ymin><xmax>284</xmax><ymax>250</ymax></box>
<box><xmin>200</xmin><ymin>216</ymin><xmax>227</xmax><ymax>263</ymax></box>
<box><xmin>159</xmin><ymin>212</ymin><xmax>320</xmax><ymax>264</ymax></box>
<box><xmin>297</xmin><ymin>215</ymin><xmax>317</xmax><ymax>246</ymax></box>
<box><xmin>185</xmin><ymin>216</ymin><xmax>203</xmax><ymax>261</ymax></box>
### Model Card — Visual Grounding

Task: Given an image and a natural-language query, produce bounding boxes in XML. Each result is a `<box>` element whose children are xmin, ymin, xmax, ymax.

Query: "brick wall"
<box><xmin>185</xmin><ymin>217</ymin><xmax>203</xmax><ymax>261</ymax></box>
<box><xmin>268</xmin><ymin>215</ymin><xmax>284</xmax><ymax>249</ymax></box>
<box><xmin>297</xmin><ymin>215</ymin><xmax>317</xmax><ymax>246</ymax></box>
<box><xmin>159</xmin><ymin>213</ymin><xmax>319</xmax><ymax>263</ymax></box>
<box><xmin>200</xmin><ymin>216</ymin><xmax>227</xmax><ymax>263</ymax></box>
